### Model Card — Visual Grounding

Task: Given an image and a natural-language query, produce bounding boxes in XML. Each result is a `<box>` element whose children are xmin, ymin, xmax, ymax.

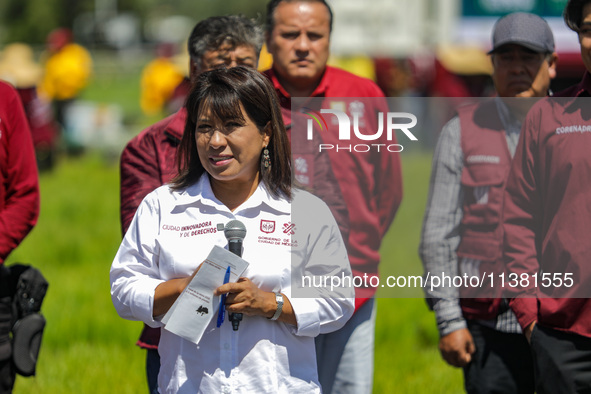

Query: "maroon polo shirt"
<box><xmin>503</xmin><ymin>72</ymin><xmax>591</xmax><ymax>337</ymax></box>
<box><xmin>0</xmin><ymin>81</ymin><xmax>39</xmax><ymax>264</ymax></box>
<box><xmin>265</xmin><ymin>66</ymin><xmax>403</xmax><ymax>309</ymax></box>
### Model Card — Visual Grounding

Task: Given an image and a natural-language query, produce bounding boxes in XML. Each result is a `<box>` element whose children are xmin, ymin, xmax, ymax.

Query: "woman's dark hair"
<box><xmin>172</xmin><ymin>66</ymin><xmax>291</xmax><ymax>199</ymax></box>
<box><xmin>564</xmin><ymin>0</ymin><xmax>591</xmax><ymax>31</ymax></box>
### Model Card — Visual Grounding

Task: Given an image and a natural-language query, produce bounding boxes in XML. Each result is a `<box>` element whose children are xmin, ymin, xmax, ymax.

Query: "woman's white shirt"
<box><xmin>110</xmin><ymin>175</ymin><xmax>354</xmax><ymax>393</ymax></box>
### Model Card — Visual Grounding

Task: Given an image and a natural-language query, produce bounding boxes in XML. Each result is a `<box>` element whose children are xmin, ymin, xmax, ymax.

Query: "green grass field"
<box><xmin>5</xmin><ymin>53</ymin><xmax>464</xmax><ymax>393</ymax></box>
<box><xmin>6</xmin><ymin>153</ymin><xmax>463</xmax><ymax>393</ymax></box>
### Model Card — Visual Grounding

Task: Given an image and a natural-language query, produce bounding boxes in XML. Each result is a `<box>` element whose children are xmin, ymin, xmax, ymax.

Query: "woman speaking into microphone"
<box><xmin>110</xmin><ymin>66</ymin><xmax>354</xmax><ymax>393</ymax></box>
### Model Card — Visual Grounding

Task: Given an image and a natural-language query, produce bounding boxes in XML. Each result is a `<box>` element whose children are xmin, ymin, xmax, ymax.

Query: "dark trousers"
<box><xmin>0</xmin><ymin>358</ymin><xmax>15</xmax><ymax>394</ymax></box>
<box><xmin>530</xmin><ymin>324</ymin><xmax>591</xmax><ymax>394</ymax></box>
<box><xmin>146</xmin><ymin>348</ymin><xmax>160</xmax><ymax>394</ymax></box>
<box><xmin>463</xmin><ymin>320</ymin><xmax>534</xmax><ymax>394</ymax></box>
<box><xmin>315</xmin><ymin>297</ymin><xmax>375</xmax><ymax>394</ymax></box>
<box><xmin>0</xmin><ymin>272</ymin><xmax>14</xmax><ymax>394</ymax></box>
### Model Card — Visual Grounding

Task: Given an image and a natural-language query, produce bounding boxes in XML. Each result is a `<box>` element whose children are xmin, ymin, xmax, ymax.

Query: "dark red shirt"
<box><xmin>16</xmin><ymin>87</ymin><xmax>59</xmax><ymax>150</ymax></box>
<box><xmin>265</xmin><ymin>66</ymin><xmax>403</xmax><ymax>307</ymax></box>
<box><xmin>504</xmin><ymin>72</ymin><xmax>591</xmax><ymax>337</ymax></box>
<box><xmin>0</xmin><ymin>81</ymin><xmax>40</xmax><ymax>264</ymax></box>
<box><xmin>119</xmin><ymin>109</ymin><xmax>184</xmax><ymax>349</ymax></box>
<box><xmin>120</xmin><ymin>109</ymin><xmax>184</xmax><ymax>236</ymax></box>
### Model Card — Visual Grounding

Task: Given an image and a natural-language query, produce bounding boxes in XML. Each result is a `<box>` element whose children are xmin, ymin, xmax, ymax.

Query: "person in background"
<box><xmin>420</xmin><ymin>12</ymin><xmax>557</xmax><ymax>393</ymax></box>
<box><xmin>164</xmin><ymin>42</ymin><xmax>191</xmax><ymax>115</ymax></box>
<box><xmin>120</xmin><ymin>14</ymin><xmax>346</xmax><ymax>393</ymax></box>
<box><xmin>139</xmin><ymin>42</ymin><xmax>185</xmax><ymax>116</ymax></box>
<box><xmin>165</xmin><ymin>40</ymin><xmax>274</xmax><ymax>115</ymax></box>
<box><xmin>39</xmin><ymin>28</ymin><xmax>93</xmax><ymax>131</ymax></box>
<box><xmin>503</xmin><ymin>1</ymin><xmax>591</xmax><ymax>392</ymax></box>
<box><xmin>0</xmin><ymin>80</ymin><xmax>40</xmax><ymax>393</ymax></box>
<box><xmin>264</xmin><ymin>1</ymin><xmax>403</xmax><ymax>392</ymax></box>
<box><xmin>0</xmin><ymin>43</ymin><xmax>60</xmax><ymax>171</ymax></box>
<box><xmin>111</xmin><ymin>66</ymin><xmax>354</xmax><ymax>393</ymax></box>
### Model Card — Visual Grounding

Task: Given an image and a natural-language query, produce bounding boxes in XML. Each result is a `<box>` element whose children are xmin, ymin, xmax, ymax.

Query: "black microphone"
<box><xmin>224</xmin><ymin>220</ymin><xmax>246</xmax><ymax>331</ymax></box>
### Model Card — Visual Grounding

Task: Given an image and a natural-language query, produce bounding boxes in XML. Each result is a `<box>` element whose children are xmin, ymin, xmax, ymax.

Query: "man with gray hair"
<box><xmin>119</xmin><ymin>14</ymin><xmax>346</xmax><ymax>393</ymax></box>
<box><xmin>420</xmin><ymin>12</ymin><xmax>557</xmax><ymax>393</ymax></box>
<box><xmin>186</xmin><ymin>15</ymin><xmax>263</xmax><ymax>82</ymax></box>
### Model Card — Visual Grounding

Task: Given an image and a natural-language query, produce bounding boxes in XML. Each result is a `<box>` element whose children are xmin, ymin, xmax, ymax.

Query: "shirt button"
<box><xmin>224</xmin><ymin>343</ymin><xmax>230</xmax><ymax>350</ymax></box>
<box><xmin>222</xmin><ymin>387</ymin><xmax>230</xmax><ymax>394</ymax></box>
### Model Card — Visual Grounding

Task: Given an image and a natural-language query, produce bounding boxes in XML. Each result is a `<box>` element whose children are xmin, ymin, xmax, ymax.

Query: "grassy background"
<box><xmin>6</xmin><ymin>54</ymin><xmax>464</xmax><ymax>393</ymax></box>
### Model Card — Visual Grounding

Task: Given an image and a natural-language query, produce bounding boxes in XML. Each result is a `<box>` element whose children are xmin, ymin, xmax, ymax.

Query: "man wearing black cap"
<box><xmin>503</xmin><ymin>1</ymin><xmax>591</xmax><ymax>392</ymax></box>
<box><xmin>420</xmin><ymin>12</ymin><xmax>557</xmax><ymax>393</ymax></box>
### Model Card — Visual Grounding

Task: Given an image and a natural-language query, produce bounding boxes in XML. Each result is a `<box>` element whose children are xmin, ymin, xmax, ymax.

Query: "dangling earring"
<box><xmin>262</xmin><ymin>146</ymin><xmax>271</xmax><ymax>168</ymax></box>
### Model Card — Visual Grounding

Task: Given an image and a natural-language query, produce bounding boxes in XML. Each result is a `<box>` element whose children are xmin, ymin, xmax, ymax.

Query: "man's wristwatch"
<box><xmin>269</xmin><ymin>292</ymin><xmax>284</xmax><ymax>321</ymax></box>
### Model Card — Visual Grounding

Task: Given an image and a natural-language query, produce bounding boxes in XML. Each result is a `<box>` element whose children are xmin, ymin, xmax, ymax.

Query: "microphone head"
<box><xmin>224</xmin><ymin>220</ymin><xmax>247</xmax><ymax>242</ymax></box>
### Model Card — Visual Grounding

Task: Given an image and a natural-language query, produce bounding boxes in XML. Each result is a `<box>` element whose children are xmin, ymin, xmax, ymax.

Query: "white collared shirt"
<box><xmin>110</xmin><ymin>175</ymin><xmax>354</xmax><ymax>393</ymax></box>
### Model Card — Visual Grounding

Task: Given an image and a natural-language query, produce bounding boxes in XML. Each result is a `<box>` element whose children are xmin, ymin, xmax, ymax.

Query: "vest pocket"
<box><xmin>457</xmin><ymin>233</ymin><xmax>501</xmax><ymax>262</ymax></box>
<box><xmin>460</xmin><ymin>163</ymin><xmax>508</xmax><ymax>229</ymax></box>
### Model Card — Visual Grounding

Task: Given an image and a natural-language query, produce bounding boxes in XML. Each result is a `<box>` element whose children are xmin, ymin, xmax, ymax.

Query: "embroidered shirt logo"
<box><xmin>294</xmin><ymin>156</ymin><xmax>310</xmax><ymax>186</ymax></box>
<box><xmin>282</xmin><ymin>222</ymin><xmax>296</xmax><ymax>235</ymax></box>
<box><xmin>260</xmin><ymin>220</ymin><xmax>275</xmax><ymax>234</ymax></box>
<box><xmin>295</xmin><ymin>157</ymin><xmax>308</xmax><ymax>174</ymax></box>
<box><xmin>466</xmin><ymin>155</ymin><xmax>500</xmax><ymax>164</ymax></box>
<box><xmin>555</xmin><ymin>125</ymin><xmax>591</xmax><ymax>135</ymax></box>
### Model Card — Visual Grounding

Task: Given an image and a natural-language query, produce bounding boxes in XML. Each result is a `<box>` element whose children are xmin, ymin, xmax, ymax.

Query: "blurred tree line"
<box><xmin>0</xmin><ymin>0</ymin><xmax>269</xmax><ymax>46</ymax></box>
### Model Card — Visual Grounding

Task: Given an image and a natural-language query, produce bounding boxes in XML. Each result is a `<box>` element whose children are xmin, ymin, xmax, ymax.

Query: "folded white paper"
<box><xmin>162</xmin><ymin>245</ymin><xmax>249</xmax><ymax>344</ymax></box>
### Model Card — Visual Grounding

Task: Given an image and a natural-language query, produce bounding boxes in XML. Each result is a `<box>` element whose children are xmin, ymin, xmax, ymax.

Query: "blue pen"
<box><xmin>216</xmin><ymin>266</ymin><xmax>231</xmax><ymax>328</ymax></box>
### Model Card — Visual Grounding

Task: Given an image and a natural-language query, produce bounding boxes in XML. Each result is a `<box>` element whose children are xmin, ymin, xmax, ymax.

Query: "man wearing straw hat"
<box><xmin>0</xmin><ymin>44</ymin><xmax>59</xmax><ymax>170</ymax></box>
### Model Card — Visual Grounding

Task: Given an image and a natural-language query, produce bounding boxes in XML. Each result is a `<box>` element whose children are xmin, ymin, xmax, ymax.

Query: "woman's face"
<box><xmin>195</xmin><ymin>103</ymin><xmax>270</xmax><ymax>189</ymax></box>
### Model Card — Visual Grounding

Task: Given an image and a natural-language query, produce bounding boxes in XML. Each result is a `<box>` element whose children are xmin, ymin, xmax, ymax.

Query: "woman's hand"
<box><xmin>214</xmin><ymin>277</ymin><xmax>296</xmax><ymax>325</ymax></box>
<box><xmin>214</xmin><ymin>277</ymin><xmax>275</xmax><ymax>317</ymax></box>
<box><xmin>153</xmin><ymin>264</ymin><xmax>202</xmax><ymax>318</ymax></box>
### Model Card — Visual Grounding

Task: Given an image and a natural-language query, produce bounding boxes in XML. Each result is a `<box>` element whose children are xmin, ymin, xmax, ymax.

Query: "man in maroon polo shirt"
<box><xmin>503</xmin><ymin>1</ymin><xmax>591</xmax><ymax>392</ymax></box>
<box><xmin>120</xmin><ymin>15</ymin><xmax>346</xmax><ymax>394</ymax></box>
<box><xmin>0</xmin><ymin>80</ymin><xmax>40</xmax><ymax>393</ymax></box>
<box><xmin>264</xmin><ymin>1</ymin><xmax>403</xmax><ymax>392</ymax></box>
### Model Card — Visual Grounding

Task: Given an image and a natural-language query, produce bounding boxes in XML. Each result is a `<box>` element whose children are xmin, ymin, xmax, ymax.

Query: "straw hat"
<box><xmin>0</xmin><ymin>43</ymin><xmax>43</xmax><ymax>88</ymax></box>
<box><xmin>437</xmin><ymin>45</ymin><xmax>493</xmax><ymax>76</ymax></box>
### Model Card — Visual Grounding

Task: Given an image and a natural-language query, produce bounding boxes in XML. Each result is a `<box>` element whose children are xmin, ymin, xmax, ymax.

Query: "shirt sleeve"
<box><xmin>503</xmin><ymin>109</ymin><xmax>542</xmax><ymax>330</ymax></box>
<box><xmin>287</xmin><ymin>194</ymin><xmax>355</xmax><ymax>337</ymax></box>
<box><xmin>111</xmin><ymin>192</ymin><xmax>165</xmax><ymax>327</ymax></box>
<box><xmin>120</xmin><ymin>130</ymin><xmax>163</xmax><ymax>236</ymax></box>
<box><xmin>418</xmin><ymin>116</ymin><xmax>466</xmax><ymax>336</ymax></box>
<box><xmin>0</xmin><ymin>85</ymin><xmax>40</xmax><ymax>264</ymax></box>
